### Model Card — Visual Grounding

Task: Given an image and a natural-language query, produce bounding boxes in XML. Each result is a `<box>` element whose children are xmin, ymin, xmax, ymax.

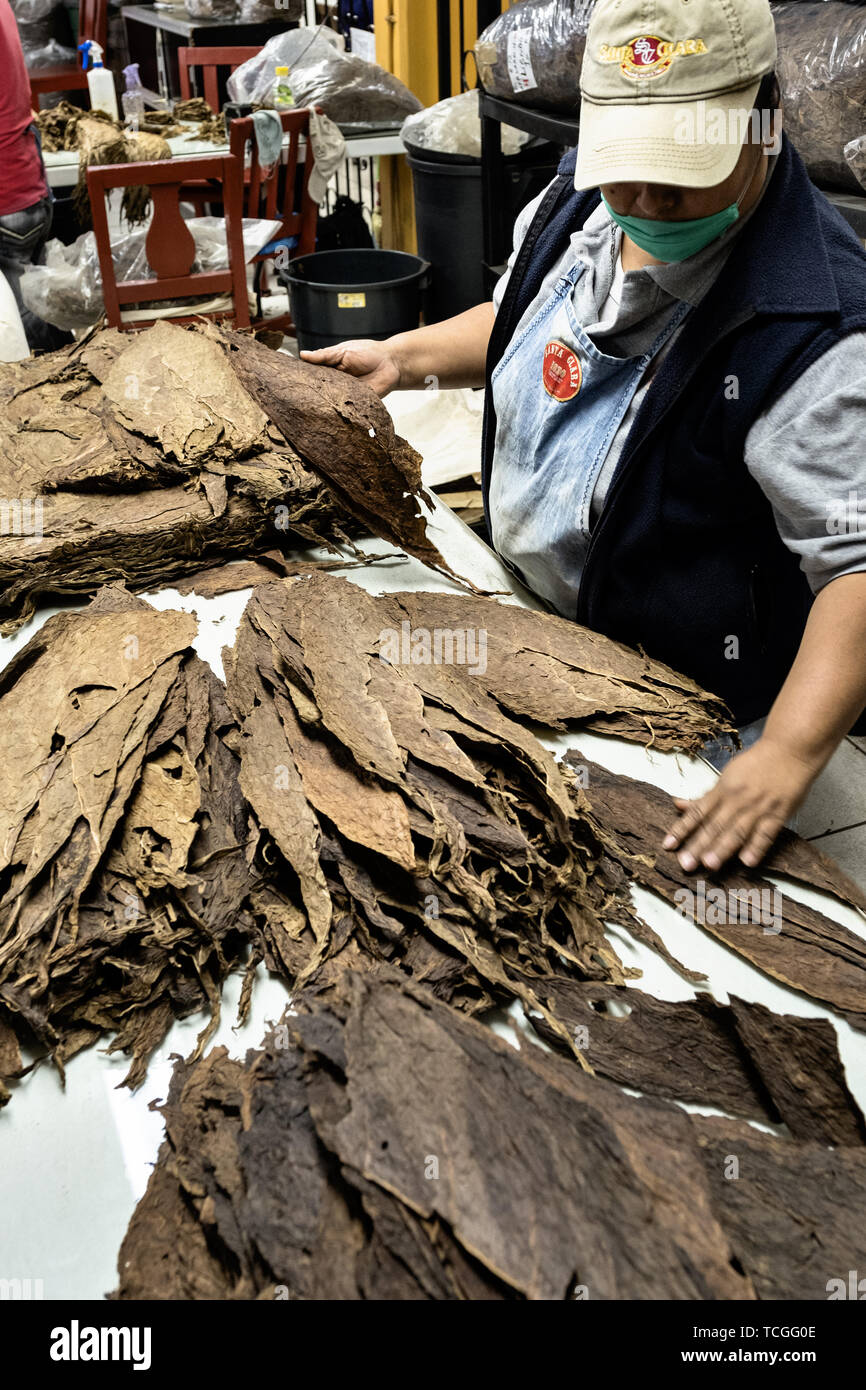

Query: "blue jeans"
<box><xmin>702</xmin><ymin>717</ymin><xmax>767</xmax><ymax>772</ymax></box>
<box><xmin>0</xmin><ymin>195</ymin><xmax>70</xmax><ymax>352</ymax></box>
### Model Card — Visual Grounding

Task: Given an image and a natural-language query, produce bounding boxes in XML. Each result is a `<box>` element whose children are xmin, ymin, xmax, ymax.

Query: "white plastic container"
<box><xmin>78</xmin><ymin>41</ymin><xmax>119</xmax><ymax>122</ymax></box>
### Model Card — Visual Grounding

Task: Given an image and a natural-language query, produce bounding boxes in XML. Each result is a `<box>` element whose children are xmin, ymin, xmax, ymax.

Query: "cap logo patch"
<box><xmin>599</xmin><ymin>35</ymin><xmax>708</xmax><ymax>80</ymax></box>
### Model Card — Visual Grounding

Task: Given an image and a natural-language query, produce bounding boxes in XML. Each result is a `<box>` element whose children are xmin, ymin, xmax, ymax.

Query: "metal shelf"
<box><xmin>479</xmin><ymin>91</ymin><xmax>578</xmax><ymax>294</ymax></box>
<box><xmin>480</xmin><ymin>89</ymin><xmax>866</xmax><ymax>278</ymax></box>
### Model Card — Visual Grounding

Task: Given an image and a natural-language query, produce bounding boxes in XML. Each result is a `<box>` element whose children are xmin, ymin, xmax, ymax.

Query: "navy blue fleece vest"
<box><xmin>482</xmin><ymin>136</ymin><xmax>866</xmax><ymax>724</ymax></box>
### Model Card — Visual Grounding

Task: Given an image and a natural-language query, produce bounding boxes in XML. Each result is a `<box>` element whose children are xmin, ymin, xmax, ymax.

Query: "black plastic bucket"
<box><xmin>279</xmin><ymin>249</ymin><xmax>430</xmax><ymax>351</ymax></box>
<box><xmin>404</xmin><ymin>139</ymin><xmax>559</xmax><ymax>322</ymax></box>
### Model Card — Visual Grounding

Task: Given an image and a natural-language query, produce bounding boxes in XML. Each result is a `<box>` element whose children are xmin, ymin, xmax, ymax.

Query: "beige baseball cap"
<box><xmin>575</xmin><ymin>0</ymin><xmax>778</xmax><ymax>191</ymax></box>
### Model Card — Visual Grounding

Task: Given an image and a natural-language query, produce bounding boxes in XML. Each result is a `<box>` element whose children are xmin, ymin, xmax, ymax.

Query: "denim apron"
<box><xmin>489</xmin><ymin>258</ymin><xmax>692</xmax><ymax>615</ymax></box>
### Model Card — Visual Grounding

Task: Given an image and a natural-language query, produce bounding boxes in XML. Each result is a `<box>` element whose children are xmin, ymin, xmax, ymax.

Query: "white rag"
<box><xmin>307</xmin><ymin>109</ymin><xmax>347</xmax><ymax>205</ymax></box>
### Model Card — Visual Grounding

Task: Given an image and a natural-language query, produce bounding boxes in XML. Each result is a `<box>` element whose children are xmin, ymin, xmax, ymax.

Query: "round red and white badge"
<box><xmin>542</xmin><ymin>340</ymin><xmax>582</xmax><ymax>402</ymax></box>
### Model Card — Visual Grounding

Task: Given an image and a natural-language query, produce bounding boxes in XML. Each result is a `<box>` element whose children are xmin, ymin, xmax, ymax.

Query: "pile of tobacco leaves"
<box><xmin>35</xmin><ymin>101</ymin><xmax>173</xmax><ymax>226</ymax></box>
<box><xmin>3</xmin><ymin>331</ymin><xmax>866</xmax><ymax>1296</ymax></box>
<box><xmin>113</xmin><ymin>968</ymin><xmax>866</xmax><ymax>1300</ymax></box>
<box><xmin>0</xmin><ymin>587</ymin><xmax>254</xmax><ymax>1104</ymax></box>
<box><xmin>0</xmin><ymin>321</ymin><xmax>451</xmax><ymax>633</ymax></box>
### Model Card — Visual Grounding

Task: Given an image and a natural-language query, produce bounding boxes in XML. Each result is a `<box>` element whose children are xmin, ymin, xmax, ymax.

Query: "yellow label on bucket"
<box><xmin>338</xmin><ymin>292</ymin><xmax>367</xmax><ymax>309</ymax></box>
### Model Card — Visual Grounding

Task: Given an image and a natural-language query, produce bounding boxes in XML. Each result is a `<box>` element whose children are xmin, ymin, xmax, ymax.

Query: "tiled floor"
<box><xmin>801</xmin><ymin>736</ymin><xmax>866</xmax><ymax>891</ymax></box>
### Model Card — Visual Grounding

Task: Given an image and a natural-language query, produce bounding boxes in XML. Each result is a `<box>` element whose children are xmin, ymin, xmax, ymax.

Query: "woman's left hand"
<box><xmin>662</xmin><ymin>737</ymin><xmax>820</xmax><ymax>872</ymax></box>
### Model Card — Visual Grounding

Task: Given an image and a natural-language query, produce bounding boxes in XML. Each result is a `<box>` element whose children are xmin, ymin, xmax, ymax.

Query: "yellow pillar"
<box><xmin>373</xmin><ymin>1</ymin><xmax>512</xmax><ymax>252</ymax></box>
<box><xmin>375</xmin><ymin>0</ymin><xmax>440</xmax><ymax>109</ymax></box>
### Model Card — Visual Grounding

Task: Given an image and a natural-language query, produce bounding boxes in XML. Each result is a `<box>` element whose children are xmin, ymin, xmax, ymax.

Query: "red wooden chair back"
<box><xmin>29</xmin><ymin>0</ymin><xmax>108</xmax><ymax>99</ymax></box>
<box><xmin>79</xmin><ymin>0</ymin><xmax>108</xmax><ymax>53</ymax></box>
<box><xmin>86</xmin><ymin>154</ymin><xmax>250</xmax><ymax>330</ymax></box>
<box><xmin>229</xmin><ymin>108</ymin><xmax>319</xmax><ymax>262</ymax></box>
<box><xmin>177</xmin><ymin>46</ymin><xmax>262</xmax><ymax>111</ymax></box>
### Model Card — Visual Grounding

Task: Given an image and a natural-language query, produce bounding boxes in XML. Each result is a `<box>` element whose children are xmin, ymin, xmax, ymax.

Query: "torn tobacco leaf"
<box><xmin>0</xmin><ymin>323</ymin><xmax>340</xmax><ymax>633</ymax></box>
<box><xmin>385</xmin><ymin>589</ymin><xmax>734</xmax><ymax>753</ymax></box>
<box><xmin>221</xmin><ymin>330</ymin><xmax>473</xmax><ymax>588</ymax></box>
<box><xmin>565</xmin><ymin>751</ymin><xmax>866</xmax><ymax>1032</ymax></box>
<box><xmin>522</xmin><ymin>978</ymin><xmax>866</xmax><ymax>1147</ymax></box>
<box><xmin>0</xmin><ymin>586</ymin><xmax>255</xmax><ymax>1101</ymax></box>
<box><xmin>694</xmin><ymin>1113</ymin><xmax>866</xmax><ymax>1300</ymax></box>
<box><xmin>114</xmin><ymin>969</ymin><xmax>755</xmax><ymax>1300</ymax></box>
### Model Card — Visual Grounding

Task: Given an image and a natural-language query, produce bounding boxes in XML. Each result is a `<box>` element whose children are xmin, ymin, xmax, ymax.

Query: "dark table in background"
<box><xmin>121</xmin><ymin>4</ymin><xmax>295</xmax><ymax>105</ymax></box>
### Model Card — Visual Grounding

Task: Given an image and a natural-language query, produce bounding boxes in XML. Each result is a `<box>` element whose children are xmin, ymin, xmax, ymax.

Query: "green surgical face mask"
<box><xmin>600</xmin><ymin>158</ymin><xmax>760</xmax><ymax>263</ymax></box>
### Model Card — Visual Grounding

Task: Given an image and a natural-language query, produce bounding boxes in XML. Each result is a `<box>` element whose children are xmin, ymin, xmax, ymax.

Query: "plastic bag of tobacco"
<box><xmin>772</xmin><ymin>1</ymin><xmax>866</xmax><ymax>193</ymax></box>
<box><xmin>475</xmin><ymin>0</ymin><xmax>597</xmax><ymax>116</ymax></box>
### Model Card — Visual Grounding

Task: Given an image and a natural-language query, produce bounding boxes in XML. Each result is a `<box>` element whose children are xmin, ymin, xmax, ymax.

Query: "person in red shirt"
<box><xmin>0</xmin><ymin>0</ymin><xmax>67</xmax><ymax>350</ymax></box>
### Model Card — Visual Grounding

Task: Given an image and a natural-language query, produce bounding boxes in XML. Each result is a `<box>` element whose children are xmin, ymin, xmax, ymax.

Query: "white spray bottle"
<box><xmin>78</xmin><ymin>40</ymin><xmax>119</xmax><ymax>122</ymax></box>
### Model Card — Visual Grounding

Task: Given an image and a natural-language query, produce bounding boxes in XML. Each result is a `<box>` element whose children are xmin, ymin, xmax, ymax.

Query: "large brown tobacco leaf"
<box><xmin>0</xmin><ymin>588</ymin><xmax>254</xmax><ymax>1100</ymax></box>
<box><xmin>566</xmin><ymin>751</ymin><xmax>866</xmax><ymax>1031</ymax></box>
<box><xmin>222</xmin><ymin>330</ymin><xmax>472</xmax><ymax>588</ymax></box>
<box><xmin>522</xmin><ymin>978</ymin><xmax>866</xmax><ymax>1147</ymax></box>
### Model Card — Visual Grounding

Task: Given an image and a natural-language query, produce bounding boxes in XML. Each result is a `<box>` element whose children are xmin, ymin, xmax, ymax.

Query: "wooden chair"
<box><xmin>175</xmin><ymin>46</ymin><xmax>262</xmax><ymax>215</ymax></box>
<box><xmin>229</xmin><ymin>108</ymin><xmax>320</xmax><ymax>331</ymax></box>
<box><xmin>29</xmin><ymin>0</ymin><xmax>108</xmax><ymax>106</ymax></box>
<box><xmin>86</xmin><ymin>154</ymin><xmax>250</xmax><ymax>331</ymax></box>
<box><xmin>177</xmin><ymin>45</ymin><xmax>261</xmax><ymax>109</ymax></box>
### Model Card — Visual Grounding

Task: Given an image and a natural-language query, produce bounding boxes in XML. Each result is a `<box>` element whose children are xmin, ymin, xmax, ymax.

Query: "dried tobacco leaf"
<box><xmin>224</xmin><ymin>574</ymin><xmax>628</xmax><ymax>1040</ymax></box>
<box><xmin>565</xmin><ymin>751</ymin><xmax>866</xmax><ymax>1031</ymax></box>
<box><xmin>221</xmin><ymin>330</ymin><xmax>473</xmax><ymax>588</ymax></box>
<box><xmin>0</xmin><ymin>326</ymin><xmax>339</xmax><ymax>633</ymax></box>
<box><xmin>115</xmin><ymin>969</ymin><xmax>755</xmax><ymax>1300</ymax></box>
<box><xmin>521</xmin><ymin>977</ymin><xmax>866</xmax><ymax>1146</ymax></box>
<box><xmin>387</xmin><ymin>589</ymin><xmax>733</xmax><ymax>753</ymax></box>
<box><xmin>694</xmin><ymin>1114</ymin><xmax>866</xmax><ymax>1300</ymax></box>
<box><xmin>0</xmin><ymin>587</ymin><xmax>255</xmax><ymax>1100</ymax></box>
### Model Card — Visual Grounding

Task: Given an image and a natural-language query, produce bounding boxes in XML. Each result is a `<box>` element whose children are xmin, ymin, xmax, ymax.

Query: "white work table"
<box><xmin>1</xmin><ymin>481</ymin><xmax>865</xmax><ymax>1300</ymax></box>
<box><xmin>42</xmin><ymin>124</ymin><xmax>405</xmax><ymax>191</ymax></box>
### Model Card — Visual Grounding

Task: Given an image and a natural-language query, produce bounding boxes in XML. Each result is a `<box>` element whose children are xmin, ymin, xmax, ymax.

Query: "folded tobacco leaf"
<box><xmin>0</xmin><ymin>587</ymin><xmax>256</xmax><ymax>1100</ymax></box>
<box><xmin>0</xmin><ymin>325</ymin><xmax>340</xmax><ymax>633</ymax></box>
<box><xmin>693</xmin><ymin>1113</ymin><xmax>866</xmax><ymax>1300</ymax></box>
<box><xmin>221</xmin><ymin>329</ymin><xmax>473</xmax><ymax>589</ymax></box>
<box><xmin>225</xmin><ymin>574</ymin><xmax>632</xmax><ymax>1048</ymax></box>
<box><xmin>114</xmin><ymin>969</ymin><xmax>755</xmax><ymax>1300</ymax></box>
<box><xmin>520</xmin><ymin>977</ymin><xmax>866</xmax><ymax>1146</ymax></box>
<box><xmin>565</xmin><ymin>751</ymin><xmax>866</xmax><ymax>1031</ymax></box>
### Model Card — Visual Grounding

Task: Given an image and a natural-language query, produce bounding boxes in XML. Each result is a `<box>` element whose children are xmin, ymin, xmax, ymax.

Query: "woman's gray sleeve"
<box><xmin>744</xmin><ymin>333</ymin><xmax>866</xmax><ymax>594</ymax></box>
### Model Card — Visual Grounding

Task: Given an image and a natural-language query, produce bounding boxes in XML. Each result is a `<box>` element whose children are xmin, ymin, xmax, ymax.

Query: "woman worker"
<box><xmin>303</xmin><ymin>0</ymin><xmax>866</xmax><ymax>877</ymax></box>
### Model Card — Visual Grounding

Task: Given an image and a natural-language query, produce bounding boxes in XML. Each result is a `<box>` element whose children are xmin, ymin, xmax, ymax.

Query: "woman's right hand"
<box><xmin>300</xmin><ymin>340</ymin><xmax>402</xmax><ymax>398</ymax></box>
